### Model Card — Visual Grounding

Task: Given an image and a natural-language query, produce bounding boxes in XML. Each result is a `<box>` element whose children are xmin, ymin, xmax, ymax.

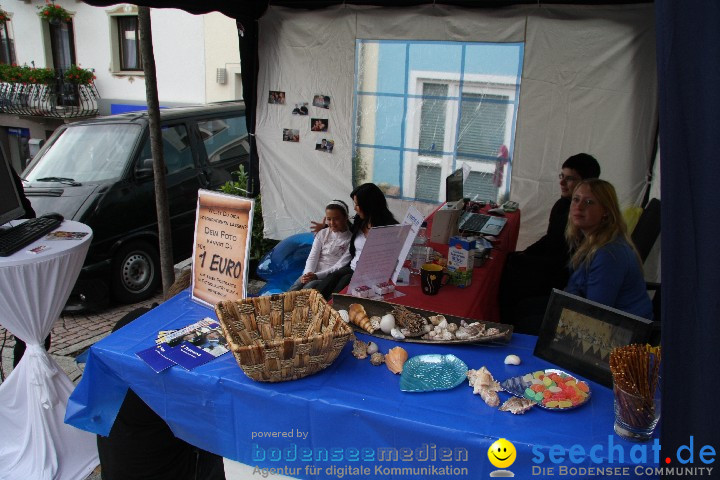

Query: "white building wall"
<box><xmin>6</xmin><ymin>1</ymin><xmax>239</xmax><ymax>108</ymax></box>
<box><xmin>204</xmin><ymin>13</ymin><xmax>242</xmax><ymax>103</ymax></box>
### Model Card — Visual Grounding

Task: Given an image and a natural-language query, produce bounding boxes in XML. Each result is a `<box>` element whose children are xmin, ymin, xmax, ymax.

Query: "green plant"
<box><xmin>219</xmin><ymin>166</ymin><xmax>278</xmax><ymax>262</ymax></box>
<box><xmin>64</xmin><ymin>64</ymin><xmax>95</xmax><ymax>85</ymax></box>
<box><xmin>0</xmin><ymin>7</ymin><xmax>10</xmax><ymax>23</ymax></box>
<box><xmin>0</xmin><ymin>64</ymin><xmax>56</xmax><ymax>85</ymax></box>
<box><xmin>37</xmin><ymin>1</ymin><xmax>71</xmax><ymax>22</ymax></box>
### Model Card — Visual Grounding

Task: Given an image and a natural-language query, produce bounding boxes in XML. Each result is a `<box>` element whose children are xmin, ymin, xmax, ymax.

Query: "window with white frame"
<box><xmin>354</xmin><ymin>40</ymin><xmax>523</xmax><ymax>203</ymax></box>
<box><xmin>108</xmin><ymin>7</ymin><xmax>143</xmax><ymax>74</ymax></box>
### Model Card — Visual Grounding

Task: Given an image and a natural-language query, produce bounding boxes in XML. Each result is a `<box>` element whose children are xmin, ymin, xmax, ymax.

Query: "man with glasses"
<box><xmin>500</xmin><ymin>153</ymin><xmax>601</xmax><ymax>334</ymax></box>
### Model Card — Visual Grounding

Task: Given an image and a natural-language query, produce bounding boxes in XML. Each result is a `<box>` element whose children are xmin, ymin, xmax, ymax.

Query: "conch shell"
<box><xmin>385</xmin><ymin>346</ymin><xmax>408</xmax><ymax>374</ymax></box>
<box><xmin>349</xmin><ymin>304</ymin><xmax>375</xmax><ymax>333</ymax></box>
<box><xmin>467</xmin><ymin>366</ymin><xmax>502</xmax><ymax>407</ymax></box>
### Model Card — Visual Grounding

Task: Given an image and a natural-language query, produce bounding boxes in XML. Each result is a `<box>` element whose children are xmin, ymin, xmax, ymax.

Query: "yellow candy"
<box><xmin>533</xmin><ymin>371</ymin><xmax>545</xmax><ymax>378</ymax></box>
<box><xmin>545</xmin><ymin>401</ymin><xmax>560</xmax><ymax>408</ymax></box>
<box><xmin>558</xmin><ymin>400</ymin><xmax>573</xmax><ymax>408</ymax></box>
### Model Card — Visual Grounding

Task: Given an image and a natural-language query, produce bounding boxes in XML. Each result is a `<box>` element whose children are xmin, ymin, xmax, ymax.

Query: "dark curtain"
<box><xmin>656</xmin><ymin>0</ymin><xmax>720</xmax><ymax>470</ymax></box>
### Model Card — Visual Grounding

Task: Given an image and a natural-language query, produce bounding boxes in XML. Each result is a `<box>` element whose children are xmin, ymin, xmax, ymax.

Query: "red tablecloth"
<box><xmin>342</xmin><ymin>205</ymin><xmax>520</xmax><ymax>323</ymax></box>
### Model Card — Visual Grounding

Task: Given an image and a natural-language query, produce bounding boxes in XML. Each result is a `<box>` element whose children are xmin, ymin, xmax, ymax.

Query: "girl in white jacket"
<box><xmin>288</xmin><ymin>200</ymin><xmax>351</xmax><ymax>291</ymax></box>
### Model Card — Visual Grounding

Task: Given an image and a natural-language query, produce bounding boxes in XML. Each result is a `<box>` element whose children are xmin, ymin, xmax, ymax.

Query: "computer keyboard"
<box><xmin>0</xmin><ymin>217</ymin><xmax>62</xmax><ymax>257</ymax></box>
<box><xmin>458</xmin><ymin>212</ymin><xmax>490</xmax><ymax>233</ymax></box>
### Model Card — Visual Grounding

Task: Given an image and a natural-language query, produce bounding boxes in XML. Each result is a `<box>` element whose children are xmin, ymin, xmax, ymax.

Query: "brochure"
<box><xmin>44</xmin><ymin>231</ymin><xmax>90</xmax><ymax>240</ymax></box>
<box><xmin>136</xmin><ymin>317</ymin><xmax>229</xmax><ymax>372</ymax></box>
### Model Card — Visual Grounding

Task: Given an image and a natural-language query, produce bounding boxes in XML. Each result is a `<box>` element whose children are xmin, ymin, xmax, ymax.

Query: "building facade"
<box><xmin>0</xmin><ymin>1</ymin><xmax>241</xmax><ymax>174</ymax></box>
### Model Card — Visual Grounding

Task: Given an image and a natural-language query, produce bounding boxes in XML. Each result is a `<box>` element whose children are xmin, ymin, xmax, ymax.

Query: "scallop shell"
<box><xmin>349</xmin><ymin>303</ymin><xmax>375</xmax><ymax>333</ymax></box>
<box><xmin>385</xmin><ymin>346</ymin><xmax>408</xmax><ymax>374</ymax></box>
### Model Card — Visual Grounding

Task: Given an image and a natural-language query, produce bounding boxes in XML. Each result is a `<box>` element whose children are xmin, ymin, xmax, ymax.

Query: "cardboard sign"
<box><xmin>191</xmin><ymin>189</ymin><xmax>254</xmax><ymax>307</ymax></box>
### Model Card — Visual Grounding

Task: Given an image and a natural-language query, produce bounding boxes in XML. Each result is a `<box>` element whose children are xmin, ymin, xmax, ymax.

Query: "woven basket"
<box><xmin>215</xmin><ymin>289</ymin><xmax>353</xmax><ymax>382</ymax></box>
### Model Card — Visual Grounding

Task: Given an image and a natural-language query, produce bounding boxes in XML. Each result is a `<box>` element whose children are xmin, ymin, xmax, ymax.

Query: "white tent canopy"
<box><xmin>255</xmin><ymin>4</ymin><xmax>657</xmax><ymax>250</ymax></box>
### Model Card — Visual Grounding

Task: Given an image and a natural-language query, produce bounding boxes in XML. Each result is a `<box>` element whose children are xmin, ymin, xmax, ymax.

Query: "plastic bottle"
<box><xmin>410</xmin><ymin>222</ymin><xmax>429</xmax><ymax>273</ymax></box>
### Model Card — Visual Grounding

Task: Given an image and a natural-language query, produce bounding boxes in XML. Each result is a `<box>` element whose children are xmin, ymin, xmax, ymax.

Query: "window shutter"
<box><xmin>457</xmin><ymin>93</ymin><xmax>508</xmax><ymax>159</ymax></box>
<box><xmin>464</xmin><ymin>169</ymin><xmax>498</xmax><ymax>201</ymax></box>
<box><xmin>415</xmin><ymin>164</ymin><xmax>442</xmax><ymax>202</ymax></box>
<box><xmin>418</xmin><ymin>83</ymin><xmax>448</xmax><ymax>157</ymax></box>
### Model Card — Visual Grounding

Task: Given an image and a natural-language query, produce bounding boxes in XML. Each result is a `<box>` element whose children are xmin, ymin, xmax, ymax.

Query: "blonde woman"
<box><xmin>565</xmin><ymin>179</ymin><xmax>653</xmax><ymax>319</ymax></box>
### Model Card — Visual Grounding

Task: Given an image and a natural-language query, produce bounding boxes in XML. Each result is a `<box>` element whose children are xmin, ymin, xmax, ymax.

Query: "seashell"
<box><xmin>352</xmin><ymin>339</ymin><xmax>368</xmax><ymax>359</ymax></box>
<box><xmin>367</xmin><ymin>341</ymin><xmax>378</xmax><ymax>355</ymax></box>
<box><xmin>379</xmin><ymin>314</ymin><xmax>396</xmax><ymax>334</ymax></box>
<box><xmin>391</xmin><ymin>305</ymin><xmax>426</xmax><ymax>337</ymax></box>
<box><xmin>429</xmin><ymin>315</ymin><xmax>445</xmax><ymax>326</ymax></box>
<box><xmin>446</xmin><ymin>323</ymin><xmax>459</xmax><ymax>333</ymax></box>
<box><xmin>504</xmin><ymin>354</ymin><xmax>521</xmax><ymax>365</ymax></box>
<box><xmin>370</xmin><ymin>316</ymin><xmax>381</xmax><ymax>332</ymax></box>
<box><xmin>390</xmin><ymin>328</ymin><xmax>405</xmax><ymax>340</ymax></box>
<box><xmin>437</xmin><ymin>319</ymin><xmax>448</xmax><ymax>329</ymax></box>
<box><xmin>467</xmin><ymin>367</ymin><xmax>501</xmax><ymax>407</ymax></box>
<box><xmin>349</xmin><ymin>304</ymin><xmax>375</xmax><ymax>333</ymax></box>
<box><xmin>337</xmin><ymin>309</ymin><xmax>350</xmax><ymax>323</ymax></box>
<box><xmin>499</xmin><ymin>397</ymin><xmax>536</xmax><ymax>415</ymax></box>
<box><xmin>385</xmin><ymin>346</ymin><xmax>408</xmax><ymax>374</ymax></box>
<box><xmin>370</xmin><ymin>352</ymin><xmax>385</xmax><ymax>366</ymax></box>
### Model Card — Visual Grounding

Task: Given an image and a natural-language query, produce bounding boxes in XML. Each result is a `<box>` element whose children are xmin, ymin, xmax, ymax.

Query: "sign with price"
<box><xmin>191</xmin><ymin>189</ymin><xmax>254</xmax><ymax>307</ymax></box>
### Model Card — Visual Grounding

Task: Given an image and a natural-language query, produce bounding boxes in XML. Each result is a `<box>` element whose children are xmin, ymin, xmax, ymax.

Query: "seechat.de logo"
<box><xmin>488</xmin><ymin>438</ymin><xmax>517</xmax><ymax>477</ymax></box>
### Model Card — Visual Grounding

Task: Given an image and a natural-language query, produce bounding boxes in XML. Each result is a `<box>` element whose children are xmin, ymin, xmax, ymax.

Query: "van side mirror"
<box><xmin>135</xmin><ymin>158</ymin><xmax>154</xmax><ymax>179</ymax></box>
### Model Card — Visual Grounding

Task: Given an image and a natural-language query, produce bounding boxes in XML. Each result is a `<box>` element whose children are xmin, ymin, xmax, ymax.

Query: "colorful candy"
<box><xmin>522</xmin><ymin>371</ymin><xmax>589</xmax><ymax>409</ymax></box>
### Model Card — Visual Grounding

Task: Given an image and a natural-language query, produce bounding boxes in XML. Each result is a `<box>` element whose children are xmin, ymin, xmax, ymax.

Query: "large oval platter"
<box><xmin>332</xmin><ymin>294</ymin><xmax>513</xmax><ymax>345</ymax></box>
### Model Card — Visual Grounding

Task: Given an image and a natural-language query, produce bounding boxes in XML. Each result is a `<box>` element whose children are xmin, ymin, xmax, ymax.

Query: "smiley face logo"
<box><xmin>488</xmin><ymin>438</ymin><xmax>516</xmax><ymax>469</ymax></box>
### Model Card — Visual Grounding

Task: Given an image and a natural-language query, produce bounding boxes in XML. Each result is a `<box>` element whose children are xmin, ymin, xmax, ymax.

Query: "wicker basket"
<box><xmin>215</xmin><ymin>289</ymin><xmax>353</xmax><ymax>382</ymax></box>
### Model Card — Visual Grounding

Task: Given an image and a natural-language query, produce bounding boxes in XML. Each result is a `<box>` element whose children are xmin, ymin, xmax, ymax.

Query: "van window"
<box><xmin>26</xmin><ymin>124</ymin><xmax>141</xmax><ymax>183</ymax></box>
<box><xmin>197</xmin><ymin>116</ymin><xmax>249</xmax><ymax>165</ymax></box>
<box><xmin>138</xmin><ymin>124</ymin><xmax>195</xmax><ymax>174</ymax></box>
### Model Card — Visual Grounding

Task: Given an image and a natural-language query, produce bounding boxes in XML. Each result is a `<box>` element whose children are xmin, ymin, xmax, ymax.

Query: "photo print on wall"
<box><xmin>315</xmin><ymin>139</ymin><xmax>334</xmax><ymax>153</ymax></box>
<box><xmin>292</xmin><ymin>103</ymin><xmax>309</xmax><ymax>115</ymax></box>
<box><xmin>269</xmin><ymin>91</ymin><xmax>286</xmax><ymax>104</ymax></box>
<box><xmin>283</xmin><ymin>128</ymin><xmax>300</xmax><ymax>142</ymax></box>
<box><xmin>311</xmin><ymin>118</ymin><xmax>328</xmax><ymax>132</ymax></box>
<box><xmin>312</xmin><ymin>95</ymin><xmax>331</xmax><ymax>109</ymax></box>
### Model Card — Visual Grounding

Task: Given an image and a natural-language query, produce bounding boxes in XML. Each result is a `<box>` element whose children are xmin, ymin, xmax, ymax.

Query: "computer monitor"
<box><xmin>445</xmin><ymin>168</ymin><xmax>464</xmax><ymax>203</ymax></box>
<box><xmin>0</xmin><ymin>147</ymin><xmax>25</xmax><ymax>227</ymax></box>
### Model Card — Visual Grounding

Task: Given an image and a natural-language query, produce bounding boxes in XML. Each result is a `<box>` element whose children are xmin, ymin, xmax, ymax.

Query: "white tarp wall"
<box><xmin>255</xmin><ymin>4</ymin><xmax>657</xmax><ymax>248</ymax></box>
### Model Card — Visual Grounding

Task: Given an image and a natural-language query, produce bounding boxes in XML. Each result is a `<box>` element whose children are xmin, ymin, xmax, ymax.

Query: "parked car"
<box><xmin>22</xmin><ymin>102</ymin><xmax>249</xmax><ymax>308</ymax></box>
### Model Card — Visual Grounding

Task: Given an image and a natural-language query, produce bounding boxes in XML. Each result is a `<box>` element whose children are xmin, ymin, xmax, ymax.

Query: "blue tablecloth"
<box><xmin>66</xmin><ymin>290</ymin><xmax>660</xmax><ymax>479</ymax></box>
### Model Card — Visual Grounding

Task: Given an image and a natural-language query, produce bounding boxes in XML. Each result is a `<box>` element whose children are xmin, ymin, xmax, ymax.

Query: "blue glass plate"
<box><xmin>400</xmin><ymin>354</ymin><xmax>468</xmax><ymax>392</ymax></box>
<box><xmin>500</xmin><ymin>369</ymin><xmax>591</xmax><ymax>411</ymax></box>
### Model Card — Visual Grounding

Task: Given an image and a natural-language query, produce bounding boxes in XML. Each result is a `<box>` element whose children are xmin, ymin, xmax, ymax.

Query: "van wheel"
<box><xmin>111</xmin><ymin>241</ymin><xmax>160</xmax><ymax>304</ymax></box>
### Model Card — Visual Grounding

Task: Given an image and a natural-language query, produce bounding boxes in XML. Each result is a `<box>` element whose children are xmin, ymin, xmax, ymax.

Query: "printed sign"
<box><xmin>191</xmin><ymin>189</ymin><xmax>253</xmax><ymax>307</ymax></box>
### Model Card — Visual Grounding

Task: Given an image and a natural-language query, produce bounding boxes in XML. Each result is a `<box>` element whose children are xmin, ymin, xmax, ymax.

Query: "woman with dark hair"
<box><xmin>564</xmin><ymin>179</ymin><xmax>652</xmax><ymax>319</ymax></box>
<box><xmin>316</xmin><ymin>183</ymin><xmax>398</xmax><ymax>298</ymax></box>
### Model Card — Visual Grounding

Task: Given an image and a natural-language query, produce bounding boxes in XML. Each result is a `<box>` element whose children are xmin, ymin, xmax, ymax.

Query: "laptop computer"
<box><xmin>458</xmin><ymin>211</ymin><xmax>507</xmax><ymax>236</ymax></box>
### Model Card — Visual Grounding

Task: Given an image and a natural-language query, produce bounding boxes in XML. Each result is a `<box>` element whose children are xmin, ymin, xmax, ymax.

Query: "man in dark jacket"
<box><xmin>499</xmin><ymin>153</ymin><xmax>600</xmax><ymax>333</ymax></box>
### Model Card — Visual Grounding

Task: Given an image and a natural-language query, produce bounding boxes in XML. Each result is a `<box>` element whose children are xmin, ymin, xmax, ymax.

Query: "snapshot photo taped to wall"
<box><xmin>191</xmin><ymin>189</ymin><xmax>254</xmax><ymax>307</ymax></box>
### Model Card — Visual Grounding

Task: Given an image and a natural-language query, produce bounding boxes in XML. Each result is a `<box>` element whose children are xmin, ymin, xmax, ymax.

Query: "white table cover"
<box><xmin>0</xmin><ymin>221</ymin><xmax>98</xmax><ymax>480</ymax></box>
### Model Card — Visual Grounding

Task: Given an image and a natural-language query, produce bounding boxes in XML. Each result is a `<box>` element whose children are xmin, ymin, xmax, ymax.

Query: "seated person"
<box><xmin>565</xmin><ymin>179</ymin><xmax>653</xmax><ymax>319</ymax></box>
<box><xmin>500</xmin><ymin>153</ymin><xmax>600</xmax><ymax>333</ymax></box>
<box><xmin>316</xmin><ymin>183</ymin><xmax>399</xmax><ymax>298</ymax></box>
<box><xmin>288</xmin><ymin>200</ymin><xmax>351</xmax><ymax>292</ymax></box>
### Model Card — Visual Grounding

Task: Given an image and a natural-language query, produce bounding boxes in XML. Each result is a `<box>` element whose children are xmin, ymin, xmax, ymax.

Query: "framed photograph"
<box><xmin>534</xmin><ymin>289</ymin><xmax>656</xmax><ymax>387</ymax></box>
